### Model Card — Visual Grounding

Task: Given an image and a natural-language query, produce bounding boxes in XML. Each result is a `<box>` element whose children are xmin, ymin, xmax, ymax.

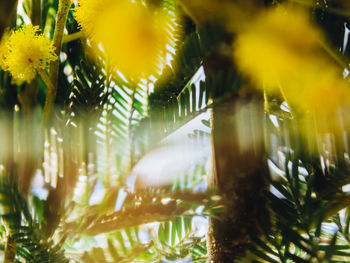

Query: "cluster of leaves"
<box><xmin>0</xmin><ymin>173</ymin><xmax>68</xmax><ymax>262</ymax></box>
<box><xmin>249</xmin><ymin>107</ymin><xmax>350</xmax><ymax>262</ymax></box>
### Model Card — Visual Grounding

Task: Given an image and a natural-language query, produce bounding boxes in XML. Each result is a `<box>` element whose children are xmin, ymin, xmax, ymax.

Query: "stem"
<box><xmin>50</xmin><ymin>0</ymin><xmax>73</xmax><ymax>81</ymax></box>
<box><xmin>62</xmin><ymin>31</ymin><xmax>84</xmax><ymax>44</ymax></box>
<box><xmin>318</xmin><ymin>39</ymin><xmax>348</xmax><ymax>70</ymax></box>
<box><xmin>276</xmin><ymin>80</ymin><xmax>297</xmax><ymax>118</ymax></box>
<box><xmin>42</xmin><ymin>0</ymin><xmax>72</xmax><ymax>126</ymax></box>
<box><xmin>68</xmin><ymin>200</ymin><xmax>190</xmax><ymax>235</ymax></box>
<box><xmin>39</xmin><ymin>69</ymin><xmax>56</xmax><ymax>127</ymax></box>
<box><xmin>31</xmin><ymin>0</ymin><xmax>41</xmax><ymax>26</ymax></box>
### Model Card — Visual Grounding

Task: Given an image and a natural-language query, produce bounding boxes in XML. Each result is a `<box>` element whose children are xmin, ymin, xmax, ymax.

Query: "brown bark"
<box><xmin>208</xmin><ymin>97</ymin><xmax>269</xmax><ymax>262</ymax></box>
<box><xmin>204</xmin><ymin>52</ymin><xmax>270</xmax><ymax>262</ymax></box>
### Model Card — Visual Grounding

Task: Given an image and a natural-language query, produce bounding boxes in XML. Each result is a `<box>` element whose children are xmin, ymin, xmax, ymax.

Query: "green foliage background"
<box><xmin>1</xmin><ymin>0</ymin><xmax>350</xmax><ymax>262</ymax></box>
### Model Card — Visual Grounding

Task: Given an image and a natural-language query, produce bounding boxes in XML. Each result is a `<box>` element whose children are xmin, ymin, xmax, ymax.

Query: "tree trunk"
<box><xmin>205</xmin><ymin>53</ymin><xmax>270</xmax><ymax>262</ymax></box>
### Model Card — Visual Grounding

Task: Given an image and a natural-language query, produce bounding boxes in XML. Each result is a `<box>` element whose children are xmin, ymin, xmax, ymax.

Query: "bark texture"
<box><xmin>208</xmin><ymin>97</ymin><xmax>269</xmax><ymax>262</ymax></box>
<box><xmin>204</xmin><ymin>52</ymin><xmax>270</xmax><ymax>262</ymax></box>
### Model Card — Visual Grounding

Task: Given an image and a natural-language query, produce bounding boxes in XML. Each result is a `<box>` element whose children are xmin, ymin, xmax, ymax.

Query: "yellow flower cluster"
<box><xmin>233</xmin><ymin>7</ymin><xmax>350</xmax><ymax>116</ymax></box>
<box><xmin>0</xmin><ymin>32</ymin><xmax>9</xmax><ymax>69</ymax></box>
<box><xmin>234</xmin><ymin>8</ymin><xmax>321</xmax><ymax>87</ymax></box>
<box><xmin>0</xmin><ymin>25</ymin><xmax>57</xmax><ymax>85</ymax></box>
<box><xmin>74</xmin><ymin>0</ymin><xmax>115</xmax><ymax>38</ymax></box>
<box><xmin>75</xmin><ymin>0</ymin><xmax>169</xmax><ymax>79</ymax></box>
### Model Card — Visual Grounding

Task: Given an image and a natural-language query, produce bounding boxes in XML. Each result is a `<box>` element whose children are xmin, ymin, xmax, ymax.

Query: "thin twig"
<box><xmin>318</xmin><ymin>39</ymin><xmax>348</xmax><ymax>70</ymax></box>
<box><xmin>42</xmin><ymin>0</ymin><xmax>73</xmax><ymax>126</ymax></box>
<box><xmin>62</xmin><ymin>31</ymin><xmax>84</xmax><ymax>44</ymax></box>
<box><xmin>39</xmin><ymin>69</ymin><xmax>56</xmax><ymax>127</ymax></box>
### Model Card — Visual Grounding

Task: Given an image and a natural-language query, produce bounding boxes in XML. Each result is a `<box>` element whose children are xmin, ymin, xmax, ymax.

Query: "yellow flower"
<box><xmin>233</xmin><ymin>7</ymin><xmax>322</xmax><ymax>87</ymax></box>
<box><xmin>283</xmin><ymin>64</ymin><xmax>350</xmax><ymax>115</ymax></box>
<box><xmin>75</xmin><ymin>0</ymin><xmax>169</xmax><ymax>79</ymax></box>
<box><xmin>0</xmin><ymin>32</ymin><xmax>9</xmax><ymax>69</ymax></box>
<box><xmin>74</xmin><ymin>0</ymin><xmax>115</xmax><ymax>37</ymax></box>
<box><xmin>0</xmin><ymin>25</ymin><xmax>57</xmax><ymax>85</ymax></box>
<box><xmin>233</xmin><ymin>6</ymin><xmax>350</xmax><ymax>116</ymax></box>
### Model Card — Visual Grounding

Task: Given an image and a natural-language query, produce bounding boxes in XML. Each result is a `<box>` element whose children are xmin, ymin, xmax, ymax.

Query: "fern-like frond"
<box><xmin>0</xmin><ymin>172</ymin><xmax>69</xmax><ymax>262</ymax></box>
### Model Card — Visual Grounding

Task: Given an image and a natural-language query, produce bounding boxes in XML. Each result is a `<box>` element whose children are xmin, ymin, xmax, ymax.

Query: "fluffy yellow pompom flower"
<box><xmin>0</xmin><ymin>25</ymin><xmax>57</xmax><ymax>85</ymax></box>
<box><xmin>74</xmin><ymin>0</ymin><xmax>115</xmax><ymax>38</ymax></box>
<box><xmin>233</xmin><ymin>6</ymin><xmax>350</xmax><ymax>116</ymax></box>
<box><xmin>283</xmin><ymin>65</ymin><xmax>350</xmax><ymax>115</ymax></box>
<box><xmin>234</xmin><ymin>7</ymin><xmax>322</xmax><ymax>87</ymax></box>
<box><xmin>0</xmin><ymin>32</ymin><xmax>9</xmax><ymax>70</ymax></box>
<box><xmin>75</xmin><ymin>0</ymin><xmax>169</xmax><ymax>79</ymax></box>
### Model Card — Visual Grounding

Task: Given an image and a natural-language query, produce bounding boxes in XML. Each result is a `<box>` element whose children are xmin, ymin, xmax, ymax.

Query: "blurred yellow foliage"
<box><xmin>233</xmin><ymin>6</ymin><xmax>350</xmax><ymax>117</ymax></box>
<box><xmin>75</xmin><ymin>0</ymin><xmax>169</xmax><ymax>79</ymax></box>
<box><xmin>284</xmin><ymin>66</ymin><xmax>349</xmax><ymax>116</ymax></box>
<box><xmin>0</xmin><ymin>25</ymin><xmax>57</xmax><ymax>85</ymax></box>
<box><xmin>234</xmin><ymin>7</ymin><xmax>321</xmax><ymax>87</ymax></box>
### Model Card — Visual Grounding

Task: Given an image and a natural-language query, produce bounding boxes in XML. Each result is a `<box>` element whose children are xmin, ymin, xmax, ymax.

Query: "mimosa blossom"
<box><xmin>0</xmin><ymin>25</ymin><xmax>57</xmax><ymax>85</ymax></box>
<box><xmin>75</xmin><ymin>0</ymin><xmax>169</xmax><ymax>79</ymax></box>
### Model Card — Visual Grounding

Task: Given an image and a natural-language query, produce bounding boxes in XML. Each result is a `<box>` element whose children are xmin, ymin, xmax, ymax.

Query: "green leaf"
<box><xmin>175</xmin><ymin>217</ymin><xmax>183</xmax><ymax>241</ymax></box>
<box><xmin>171</xmin><ymin>221</ymin><xmax>177</xmax><ymax>246</ymax></box>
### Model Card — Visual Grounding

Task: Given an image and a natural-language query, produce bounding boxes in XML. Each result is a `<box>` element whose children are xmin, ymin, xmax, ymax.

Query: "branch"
<box><xmin>42</xmin><ymin>0</ymin><xmax>72</xmax><ymax>126</ymax></box>
<box><xmin>64</xmin><ymin>191</ymin><xmax>215</xmax><ymax>236</ymax></box>
<box><xmin>62</xmin><ymin>31</ymin><xmax>84</xmax><ymax>44</ymax></box>
<box><xmin>39</xmin><ymin>69</ymin><xmax>56</xmax><ymax>127</ymax></box>
<box><xmin>79</xmin><ymin>200</ymin><xmax>188</xmax><ymax>235</ymax></box>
